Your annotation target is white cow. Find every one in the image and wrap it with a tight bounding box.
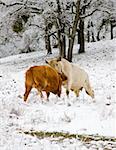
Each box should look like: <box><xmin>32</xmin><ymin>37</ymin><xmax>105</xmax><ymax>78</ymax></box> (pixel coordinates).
<box><xmin>46</xmin><ymin>57</ymin><xmax>94</xmax><ymax>99</ymax></box>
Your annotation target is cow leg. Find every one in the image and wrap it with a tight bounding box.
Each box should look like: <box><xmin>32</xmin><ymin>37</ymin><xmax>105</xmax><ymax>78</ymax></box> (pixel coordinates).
<box><xmin>36</xmin><ymin>81</ymin><xmax>46</xmax><ymax>98</ymax></box>
<box><xmin>38</xmin><ymin>91</ymin><xmax>44</xmax><ymax>98</ymax></box>
<box><xmin>24</xmin><ymin>85</ymin><xmax>32</xmax><ymax>102</ymax></box>
<box><xmin>74</xmin><ymin>89</ymin><xmax>80</xmax><ymax>97</ymax></box>
<box><xmin>46</xmin><ymin>92</ymin><xmax>50</xmax><ymax>101</ymax></box>
<box><xmin>74</xmin><ymin>87</ymin><xmax>83</xmax><ymax>97</ymax></box>
<box><xmin>57</xmin><ymin>77</ymin><xmax>62</xmax><ymax>98</ymax></box>
<box><xmin>66</xmin><ymin>89</ymin><xmax>69</xmax><ymax>96</ymax></box>
<box><xmin>57</xmin><ymin>90</ymin><xmax>61</xmax><ymax>97</ymax></box>
<box><xmin>66</xmin><ymin>79</ymin><xmax>72</xmax><ymax>97</ymax></box>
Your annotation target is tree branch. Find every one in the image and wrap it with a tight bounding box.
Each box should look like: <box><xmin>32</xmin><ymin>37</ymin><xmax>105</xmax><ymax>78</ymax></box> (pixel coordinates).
<box><xmin>0</xmin><ymin>1</ymin><xmax>5</xmax><ymax>5</ymax></box>
<box><xmin>29</xmin><ymin>23</ymin><xmax>43</xmax><ymax>29</ymax></box>
<box><xmin>9</xmin><ymin>7</ymin><xmax>23</xmax><ymax>16</ymax></box>
<box><xmin>6</xmin><ymin>2</ymin><xmax>23</xmax><ymax>7</ymax></box>
<box><xmin>0</xmin><ymin>1</ymin><xmax>23</xmax><ymax>7</ymax></box>
<box><xmin>82</xmin><ymin>0</ymin><xmax>92</xmax><ymax>9</ymax></box>
<box><xmin>81</xmin><ymin>9</ymin><xmax>99</xmax><ymax>19</ymax></box>
<box><xmin>28</xmin><ymin>6</ymin><xmax>43</xmax><ymax>14</ymax></box>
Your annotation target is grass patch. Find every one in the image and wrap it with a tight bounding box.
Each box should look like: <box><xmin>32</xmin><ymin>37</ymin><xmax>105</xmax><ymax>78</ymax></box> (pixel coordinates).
<box><xmin>22</xmin><ymin>131</ymin><xmax>116</xmax><ymax>142</ymax></box>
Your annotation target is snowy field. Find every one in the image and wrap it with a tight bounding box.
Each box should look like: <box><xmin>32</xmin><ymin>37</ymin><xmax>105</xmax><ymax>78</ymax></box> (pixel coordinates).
<box><xmin>0</xmin><ymin>39</ymin><xmax>116</xmax><ymax>149</ymax></box>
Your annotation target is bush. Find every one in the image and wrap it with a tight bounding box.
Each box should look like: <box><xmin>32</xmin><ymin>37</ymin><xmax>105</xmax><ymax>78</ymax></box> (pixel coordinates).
<box><xmin>12</xmin><ymin>18</ymin><xmax>23</xmax><ymax>33</ymax></box>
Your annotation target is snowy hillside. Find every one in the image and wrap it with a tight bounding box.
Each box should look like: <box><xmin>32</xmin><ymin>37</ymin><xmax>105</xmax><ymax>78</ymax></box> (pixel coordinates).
<box><xmin>0</xmin><ymin>39</ymin><xmax>116</xmax><ymax>149</ymax></box>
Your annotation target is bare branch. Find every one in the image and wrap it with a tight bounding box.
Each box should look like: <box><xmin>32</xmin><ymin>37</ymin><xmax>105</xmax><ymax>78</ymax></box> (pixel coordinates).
<box><xmin>81</xmin><ymin>9</ymin><xmax>99</xmax><ymax>18</ymax></box>
<box><xmin>29</xmin><ymin>24</ymin><xmax>43</xmax><ymax>29</ymax></box>
<box><xmin>6</xmin><ymin>2</ymin><xmax>23</xmax><ymax>7</ymax></box>
<box><xmin>82</xmin><ymin>0</ymin><xmax>92</xmax><ymax>9</ymax></box>
<box><xmin>0</xmin><ymin>1</ymin><xmax>23</xmax><ymax>7</ymax></box>
<box><xmin>0</xmin><ymin>1</ymin><xmax>5</xmax><ymax>5</ymax></box>
<box><xmin>102</xmin><ymin>10</ymin><xmax>110</xmax><ymax>15</ymax></box>
<box><xmin>28</xmin><ymin>6</ymin><xmax>43</xmax><ymax>14</ymax></box>
<box><xmin>9</xmin><ymin>7</ymin><xmax>23</xmax><ymax>16</ymax></box>
<box><xmin>48</xmin><ymin>31</ymin><xmax>57</xmax><ymax>37</ymax></box>
<box><xmin>73</xmin><ymin>0</ymin><xmax>92</xmax><ymax>12</ymax></box>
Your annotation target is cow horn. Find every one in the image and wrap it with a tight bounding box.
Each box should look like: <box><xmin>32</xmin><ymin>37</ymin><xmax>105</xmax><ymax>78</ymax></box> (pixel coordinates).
<box><xmin>45</xmin><ymin>59</ymin><xmax>49</xmax><ymax>64</ymax></box>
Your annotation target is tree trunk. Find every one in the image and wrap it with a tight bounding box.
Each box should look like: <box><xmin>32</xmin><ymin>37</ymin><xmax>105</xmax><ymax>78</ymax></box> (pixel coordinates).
<box><xmin>96</xmin><ymin>30</ymin><xmax>100</xmax><ymax>41</ymax></box>
<box><xmin>87</xmin><ymin>21</ymin><xmax>90</xmax><ymax>43</ymax></box>
<box><xmin>78</xmin><ymin>29</ymin><xmax>81</xmax><ymax>44</ymax></box>
<box><xmin>57</xmin><ymin>25</ymin><xmax>62</xmax><ymax>55</ymax></box>
<box><xmin>60</xmin><ymin>24</ymin><xmax>66</xmax><ymax>58</ymax></box>
<box><xmin>91</xmin><ymin>21</ymin><xmax>95</xmax><ymax>42</ymax></box>
<box><xmin>87</xmin><ymin>22</ymin><xmax>90</xmax><ymax>43</ymax></box>
<box><xmin>87</xmin><ymin>30</ymin><xmax>90</xmax><ymax>42</ymax></box>
<box><xmin>67</xmin><ymin>0</ymin><xmax>81</xmax><ymax>62</ymax></box>
<box><xmin>91</xmin><ymin>31</ymin><xmax>95</xmax><ymax>42</ymax></box>
<box><xmin>56</xmin><ymin>0</ymin><xmax>66</xmax><ymax>58</ymax></box>
<box><xmin>111</xmin><ymin>22</ymin><xmax>113</xmax><ymax>39</ymax></box>
<box><xmin>78</xmin><ymin>19</ymin><xmax>85</xmax><ymax>54</ymax></box>
<box><xmin>97</xmin><ymin>19</ymin><xmax>106</xmax><ymax>41</ymax></box>
<box><xmin>61</xmin><ymin>34</ymin><xmax>66</xmax><ymax>58</ymax></box>
<box><xmin>45</xmin><ymin>24</ymin><xmax>52</xmax><ymax>54</ymax></box>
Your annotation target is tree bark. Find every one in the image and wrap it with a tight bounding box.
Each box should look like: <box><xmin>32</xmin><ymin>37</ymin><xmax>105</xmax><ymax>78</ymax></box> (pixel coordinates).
<box><xmin>67</xmin><ymin>0</ymin><xmax>81</xmax><ymax>62</ymax></box>
<box><xmin>87</xmin><ymin>21</ymin><xmax>90</xmax><ymax>43</ymax></box>
<box><xmin>78</xmin><ymin>19</ymin><xmax>85</xmax><ymax>53</ymax></box>
<box><xmin>55</xmin><ymin>0</ymin><xmax>66</xmax><ymax>58</ymax></box>
<box><xmin>91</xmin><ymin>31</ymin><xmax>95</xmax><ymax>42</ymax></box>
<box><xmin>97</xmin><ymin>19</ymin><xmax>106</xmax><ymax>41</ymax></box>
<box><xmin>45</xmin><ymin>23</ymin><xmax>52</xmax><ymax>54</ymax></box>
<box><xmin>91</xmin><ymin>21</ymin><xmax>95</xmax><ymax>42</ymax></box>
<box><xmin>61</xmin><ymin>25</ymin><xmax>66</xmax><ymax>58</ymax></box>
<box><xmin>111</xmin><ymin>22</ymin><xmax>113</xmax><ymax>39</ymax></box>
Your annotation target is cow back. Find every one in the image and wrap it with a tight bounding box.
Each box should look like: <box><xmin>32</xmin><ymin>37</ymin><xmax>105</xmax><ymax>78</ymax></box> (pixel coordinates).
<box><xmin>30</xmin><ymin>65</ymin><xmax>62</xmax><ymax>94</ymax></box>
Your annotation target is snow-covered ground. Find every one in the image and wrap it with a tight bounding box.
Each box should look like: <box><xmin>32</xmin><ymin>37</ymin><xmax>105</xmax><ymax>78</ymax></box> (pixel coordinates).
<box><xmin>0</xmin><ymin>39</ymin><xmax>116</xmax><ymax>149</ymax></box>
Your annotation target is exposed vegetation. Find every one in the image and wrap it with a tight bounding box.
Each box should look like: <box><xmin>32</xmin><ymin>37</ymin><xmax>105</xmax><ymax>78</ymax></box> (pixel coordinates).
<box><xmin>12</xmin><ymin>14</ymin><xmax>29</xmax><ymax>33</ymax></box>
<box><xmin>22</xmin><ymin>131</ymin><xmax>116</xmax><ymax>142</ymax></box>
<box><xmin>12</xmin><ymin>18</ymin><xmax>23</xmax><ymax>33</ymax></box>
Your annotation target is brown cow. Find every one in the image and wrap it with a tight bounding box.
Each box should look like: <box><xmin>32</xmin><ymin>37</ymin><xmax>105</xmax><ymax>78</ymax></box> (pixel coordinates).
<box><xmin>24</xmin><ymin>65</ymin><xmax>62</xmax><ymax>102</ymax></box>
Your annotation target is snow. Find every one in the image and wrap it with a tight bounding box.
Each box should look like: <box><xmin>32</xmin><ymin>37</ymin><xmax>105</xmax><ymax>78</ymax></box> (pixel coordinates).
<box><xmin>0</xmin><ymin>39</ymin><xmax>116</xmax><ymax>149</ymax></box>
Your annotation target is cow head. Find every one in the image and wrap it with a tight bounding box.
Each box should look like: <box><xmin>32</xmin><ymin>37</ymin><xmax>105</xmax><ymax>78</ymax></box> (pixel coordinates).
<box><xmin>45</xmin><ymin>57</ymin><xmax>62</xmax><ymax>74</ymax></box>
<box><xmin>45</xmin><ymin>57</ymin><xmax>61</xmax><ymax>64</ymax></box>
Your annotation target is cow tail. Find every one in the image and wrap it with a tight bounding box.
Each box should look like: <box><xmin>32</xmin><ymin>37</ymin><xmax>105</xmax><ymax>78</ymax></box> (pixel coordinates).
<box><xmin>84</xmin><ymin>76</ymin><xmax>94</xmax><ymax>98</ymax></box>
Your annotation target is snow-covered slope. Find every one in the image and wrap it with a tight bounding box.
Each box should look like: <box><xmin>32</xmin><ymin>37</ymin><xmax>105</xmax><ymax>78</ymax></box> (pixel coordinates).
<box><xmin>0</xmin><ymin>39</ymin><xmax>116</xmax><ymax>149</ymax></box>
